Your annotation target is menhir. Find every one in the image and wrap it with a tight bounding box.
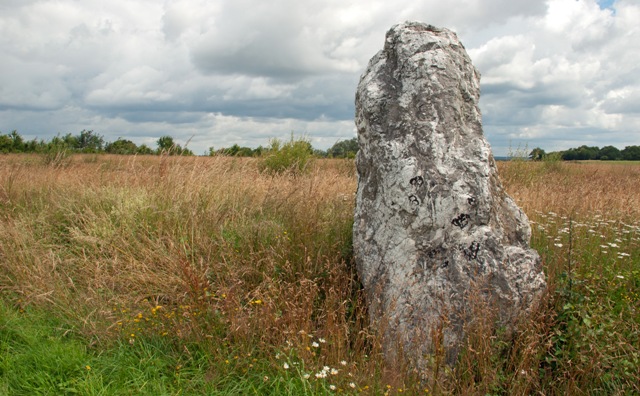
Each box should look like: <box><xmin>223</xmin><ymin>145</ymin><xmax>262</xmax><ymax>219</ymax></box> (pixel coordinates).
<box><xmin>353</xmin><ymin>21</ymin><xmax>546</xmax><ymax>366</ymax></box>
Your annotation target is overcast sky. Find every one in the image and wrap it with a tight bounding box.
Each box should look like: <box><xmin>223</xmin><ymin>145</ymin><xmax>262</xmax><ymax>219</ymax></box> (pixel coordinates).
<box><xmin>1</xmin><ymin>0</ymin><xmax>638</xmax><ymax>155</ymax></box>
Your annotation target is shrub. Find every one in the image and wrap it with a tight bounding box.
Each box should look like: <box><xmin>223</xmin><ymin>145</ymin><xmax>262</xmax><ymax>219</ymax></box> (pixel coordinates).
<box><xmin>260</xmin><ymin>134</ymin><xmax>313</xmax><ymax>174</ymax></box>
<box><xmin>41</xmin><ymin>136</ymin><xmax>71</xmax><ymax>167</ymax></box>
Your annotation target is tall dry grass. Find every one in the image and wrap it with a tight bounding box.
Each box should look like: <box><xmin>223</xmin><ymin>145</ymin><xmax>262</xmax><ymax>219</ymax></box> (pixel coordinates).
<box><xmin>1</xmin><ymin>154</ymin><xmax>387</xmax><ymax>391</ymax></box>
<box><xmin>1</xmin><ymin>155</ymin><xmax>638</xmax><ymax>394</ymax></box>
<box><xmin>499</xmin><ymin>160</ymin><xmax>640</xmax><ymax>218</ymax></box>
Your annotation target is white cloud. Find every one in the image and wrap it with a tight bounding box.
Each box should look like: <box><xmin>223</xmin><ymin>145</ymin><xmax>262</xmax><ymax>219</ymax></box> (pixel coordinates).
<box><xmin>470</xmin><ymin>0</ymin><xmax>640</xmax><ymax>153</ymax></box>
<box><xmin>0</xmin><ymin>0</ymin><xmax>639</xmax><ymax>155</ymax></box>
<box><xmin>86</xmin><ymin>66</ymin><xmax>173</xmax><ymax>106</ymax></box>
<box><xmin>186</xmin><ymin>0</ymin><xmax>373</xmax><ymax>78</ymax></box>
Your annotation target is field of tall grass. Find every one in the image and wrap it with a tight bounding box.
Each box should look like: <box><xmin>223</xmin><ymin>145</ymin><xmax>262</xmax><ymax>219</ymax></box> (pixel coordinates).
<box><xmin>0</xmin><ymin>154</ymin><xmax>638</xmax><ymax>395</ymax></box>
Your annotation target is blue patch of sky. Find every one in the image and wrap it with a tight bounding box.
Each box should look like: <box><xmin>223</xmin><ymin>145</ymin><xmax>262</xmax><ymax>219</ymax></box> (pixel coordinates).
<box><xmin>597</xmin><ymin>0</ymin><xmax>616</xmax><ymax>12</ymax></box>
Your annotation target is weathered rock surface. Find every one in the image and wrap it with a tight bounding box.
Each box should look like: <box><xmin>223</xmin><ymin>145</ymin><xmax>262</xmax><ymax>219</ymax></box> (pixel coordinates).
<box><xmin>353</xmin><ymin>22</ymin><xmax>546</xmax><ymax>366</ymax></box>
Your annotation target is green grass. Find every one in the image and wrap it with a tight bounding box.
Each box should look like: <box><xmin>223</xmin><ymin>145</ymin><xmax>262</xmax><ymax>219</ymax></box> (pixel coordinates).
<box><xmin>530</xmin><ymin>213</ymin><xmax>640</xmax><ymax>394</ymax></box>
<box><xmin>1</xmin><ymin>302</ymin><xmax>93</xmax><ymax>395</ymax></box>
<box><xmin>0</xmin><ymin>301</ymin><xmax>358</xmax><ymax>395</ymax></box>
<box><xmin>1</xmin><ymin>300</ymin><xmax>203</xmax><ymax>395</ymax></box>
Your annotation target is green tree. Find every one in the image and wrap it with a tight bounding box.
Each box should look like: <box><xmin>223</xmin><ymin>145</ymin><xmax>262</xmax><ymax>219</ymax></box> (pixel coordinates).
<box><xmin>598</xmin><ymin>145</ymin><xmax>621</xmax><ymax>161</ymax></box>
<box><xmin>237</xmin><ymin>147</ymin><xmax>255</xmax><ymax>156</ymax></box>
<box><xmin>313</xmin><ymin>148</ymin><xmax>328</xmax><ymax>158</ymax></box>
<box><xmin>76</xmin><ymin>130</ymin><xmax>104</xmax><ymax>152</ymax></box>
<box><xmin>529</xmin><ymin>147</ymin><xmax>546</xmax><ymax>161</ymax></box>
<box><xmin>216</xmin><ymin>144</ymin><xmax>260</xmax><ymax>157</ymax></box>
<box><xmin>105</xmin><ymin>138</ymin><xmax>138</xmax><ymax>155</ymax></box>
<box><xmin>62</xmin><ymin>133</ymin><xmax>78</xmax><ymax>149</ymax></box>
<box><xmin>327</xmin><ymin>138</ymin><xmax>359</xmax><ymax>158</ymax></box>
<box><xmin>46</xmin><ymin>135</ymin><xmax>72</xmax><ymax>151</ymax></box>
<box><xmin>221</xmin><ymin>144</ymin><xmax>241</xmax><ymax>156</ymax></box>
<box><xmin>156</xmin><ymin>136</ymin><xmax>192</xmax><ymax>156</ymax></box>
<box><xmin>562</xmin><ymin>145</ymin><xmax>600</xmax><ymax>161</ymax></box>
<box><xmin>0</xmin><ymin>134</ymin><xmax>12</xmax><ymax>153</ymax></box>
<box><xmin>137</xmin><ymin>144</ymin><xmax>154</xmax><ymax>155</ymax></box>
<box><xmin>23</xmin><ymin>138</ymin><xmax>43</xmax><ymax>153</ymax></box>
<box><xmin>157</xmin><ymin>136</ymin><xmax>176</xmax><ymax>153</ymax></box>
<box><xmin>621</xmin><ymin>145</ymin><xmax>640</xmax><ymax>161</ymax></box>
<box><xmin>9</xmin><ymin>131</ymin><xmax>24</xmax><ymax>152</ymax></box>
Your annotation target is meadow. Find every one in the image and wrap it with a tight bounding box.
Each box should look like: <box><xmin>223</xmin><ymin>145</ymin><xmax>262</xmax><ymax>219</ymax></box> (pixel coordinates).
<box><xmin>0</xmin><ymin>154</ymin><xmax>638</xmax><ymax>395</ymax></box>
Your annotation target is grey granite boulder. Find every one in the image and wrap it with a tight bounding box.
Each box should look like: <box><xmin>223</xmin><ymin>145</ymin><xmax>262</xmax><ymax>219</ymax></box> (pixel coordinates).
<box><xmin>353</xmin><ymin>21</ymin><xmax>546</xmax><ymax>366</ymax></box>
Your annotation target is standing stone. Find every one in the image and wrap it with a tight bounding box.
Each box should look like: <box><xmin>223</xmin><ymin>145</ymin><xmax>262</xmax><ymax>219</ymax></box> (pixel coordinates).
<box><xmin>353</xmin><ymin>22</ymin><xmax>546</xmax><ymax>366</ymax></box>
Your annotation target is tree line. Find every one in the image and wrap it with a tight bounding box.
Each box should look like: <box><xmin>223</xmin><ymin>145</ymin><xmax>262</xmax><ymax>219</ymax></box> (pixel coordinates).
<box><xmin>529</xmin><ymin>145</ymin><xmax>640</xmax><ymax>161</ymax></box>
<box><xmin>0</xmin><ymin>130</ymin><xmax>194</xmax><ymax>156</ymax></box>
<box><xmin>3</xmin><ymin>130</ymin><xmax>638</xmax><ymax>161</ymax></box>
<box><xmin>210</xmin><ymin>137</ymin><xmax>359</xmax><ymax>158</ymax></box>
<box><xmin>0</xmin><ymin>130</ymin><xmax>360</xmax><ymax>158</ymax></box>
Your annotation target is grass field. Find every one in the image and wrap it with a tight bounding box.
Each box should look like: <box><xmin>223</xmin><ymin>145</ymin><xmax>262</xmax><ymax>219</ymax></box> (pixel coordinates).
<box><xmin>0</xmin><ymin>154</ymin><xmax>638</xmax><ymax>395</ymax></box>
